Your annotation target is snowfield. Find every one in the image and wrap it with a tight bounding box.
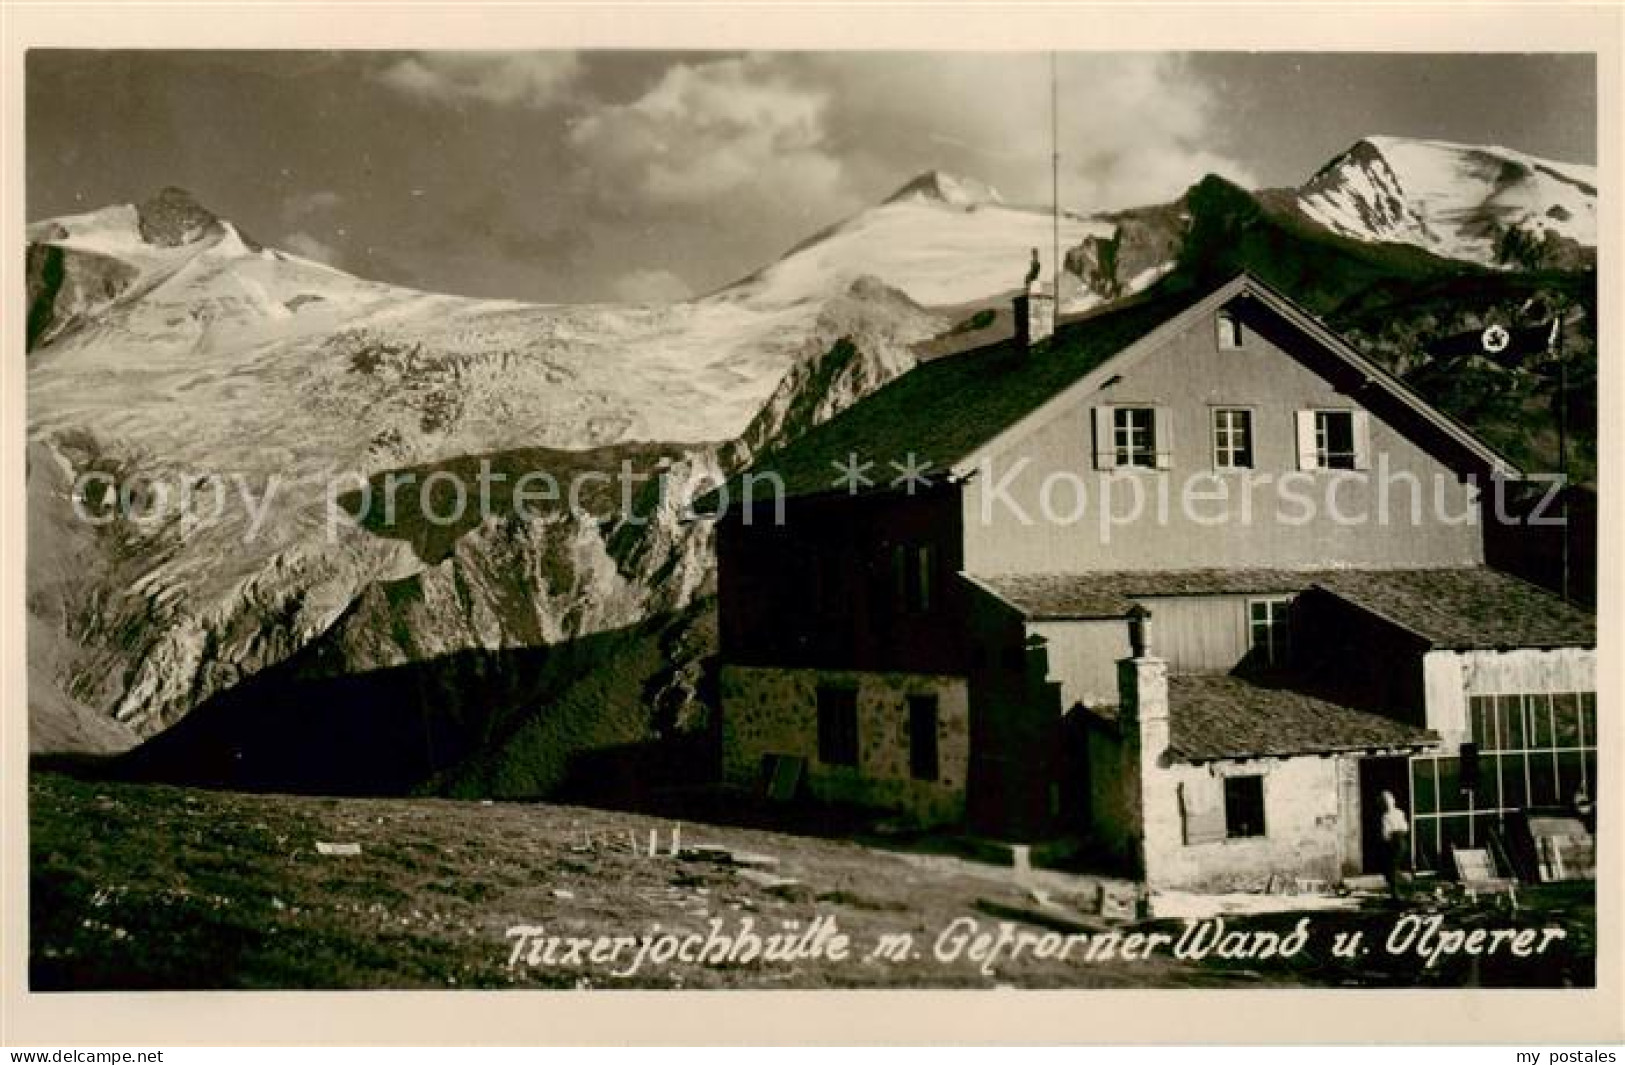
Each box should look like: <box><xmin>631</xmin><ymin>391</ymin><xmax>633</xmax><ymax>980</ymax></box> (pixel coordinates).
<box><xmin>1298</xmin><ymin>136</ymin><xmax>1596</xmax><ymax>266</ymax></box>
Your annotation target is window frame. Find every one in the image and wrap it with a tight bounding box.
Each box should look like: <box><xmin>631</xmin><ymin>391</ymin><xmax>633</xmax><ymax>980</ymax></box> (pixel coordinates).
<box><xmin>1314</xmin><ymin>409</ymin><xmax>1358</xmax><ymax>470</ymax></box>
<box><xmin>1247</xmin><ymin>596</ymin><xmax>1292</xmax><ymax>669</ymax></box>
<box><xmin>815</xmin><ymin>686</ymin><xmax>859</xmax><ymax>768</ymax></box>
<box><xmin>907</xmin><ymin>694</ymin><xmax>940</xmax><ymax>782</ymax></box>
<box><xmin>1211</xmin><ymin>407</ymin><xmax>1255</xmax><ymax>470</ymax></box>
<box><xmin>1223</xmin><ymin>774</ymin><xmax>1267</xmax><ymax>839</ymax></box>
<box><xmin>1112</xmin><ymin>405</ymin><xmax>1158</xmax><ymax>469</ymax></box>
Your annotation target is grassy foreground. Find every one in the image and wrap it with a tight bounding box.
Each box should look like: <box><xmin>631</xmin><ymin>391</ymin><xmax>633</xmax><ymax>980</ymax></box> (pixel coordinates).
<box><xmin>28</xmin><ymin>771</ymin><xmax>1594</xmax><ymax>990</ymax></box>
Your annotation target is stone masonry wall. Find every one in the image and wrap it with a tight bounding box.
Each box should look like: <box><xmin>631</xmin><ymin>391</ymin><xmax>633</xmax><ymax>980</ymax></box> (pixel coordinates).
<box><xmin>1143</xmin><ymin>756</ymin><xmax>1352</xmax><ymax>891</ymax></box>
<box><xmin>1120</xmin><ymin>653</ymin><xmax>1356</xmax><ymax>891</ymax></box>
<box><xmin>720</xmin><ymin>665</ymin><xmax>970</xmax><ymax>826</ymax></box>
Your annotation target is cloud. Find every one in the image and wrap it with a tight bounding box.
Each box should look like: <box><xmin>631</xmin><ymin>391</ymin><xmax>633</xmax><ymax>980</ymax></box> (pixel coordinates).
<box><xmin>282</xmin><ymin>231</ymin><xmax>343</xmax><ymax>266</ymax></box>
<box><xmin>282</xmin><ymin>189</ymin><xmax>343</xmax><ymax>222</ymax></box>
<box><xmin>564</xmin><ymin>52</ymin><xmax>1251</xmax><ymax>247</ymax></box>
<box><xmin>378</xmin><ymin>52</ymin><xmax>583</xmax><ymax>109</ymax></box>
<box><xmin>568</xmin><ymin>55</ymin><xmax>855</xmax><ymax>217</ymax></box>
<box><xmin>610</xmin><ymin>267</ymin><xmax>692</xmax><ymax>304</ymax></box>
<box><xmin>795</xmin><ymin>52</ymin><xmax>1257</xmax><ymax>212</ymax></box>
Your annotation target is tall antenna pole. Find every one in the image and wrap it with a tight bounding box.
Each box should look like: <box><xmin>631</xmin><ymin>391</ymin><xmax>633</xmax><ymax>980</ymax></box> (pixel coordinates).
<box><xmin>1051</xmin><ymin>52</ymin><xmax>1061</xmax><ymax>307</ymax></box>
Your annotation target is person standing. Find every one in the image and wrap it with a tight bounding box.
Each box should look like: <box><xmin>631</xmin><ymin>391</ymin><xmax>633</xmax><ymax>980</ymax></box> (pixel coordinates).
<box><xmin>1380</xmin><ymin>790</ymin><xmax>1411</xmax><ymax>900</ymax></box>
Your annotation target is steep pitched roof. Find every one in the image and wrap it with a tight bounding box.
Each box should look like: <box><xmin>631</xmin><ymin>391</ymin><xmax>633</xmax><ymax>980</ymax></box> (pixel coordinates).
<box><xmin>1167</xmin><ymin>674</ymin><xmax>1437</xmax><ymax>762</ymax></box>
<box><xmin>721</xmin><ymin>271</ymin><xmax>1519</xmax><ymax>508</ymax></box>
<box><xmin>724</xmin><ymin>283</ymin><xmax>1212</xmax><ymax>503</ymax></box>
<box><xmin>1308</xmin><ymin>568</ymin><xmax>1595</xmax><ymax>650</ymax></box>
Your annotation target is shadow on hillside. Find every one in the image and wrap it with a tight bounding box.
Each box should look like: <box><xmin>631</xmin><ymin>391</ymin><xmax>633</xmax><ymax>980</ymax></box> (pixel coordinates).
<box><xmin>111</xmin><ymin>608</ymin><xmax>718</xmax><ymax>801</ymax></box>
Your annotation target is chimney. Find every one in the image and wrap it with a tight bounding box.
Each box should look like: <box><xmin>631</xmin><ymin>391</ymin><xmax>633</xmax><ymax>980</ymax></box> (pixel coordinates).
<box><xmin>1117</xmin><ymin>611</ymin><xmax>1171</xmax><ymax>889</ymax></box>
<box><xmin>1126</xmin><ymin>603</ymin><xmax>1154</xmax><ymax>658</ymax></box>
<box><xmin>1013</xmin><ymin>286</ymin><xmax>1056</xmax><ymax>352</ymax></box>
<box><xmin>1118</xmin><ymin>608</ymin><xmax>1167</xmax><ymax>748</ymax></box>
<box><xmin>1013</xmin><ymin>250</ymin><xmax>1056</xmax><ymax>352</ymax></box>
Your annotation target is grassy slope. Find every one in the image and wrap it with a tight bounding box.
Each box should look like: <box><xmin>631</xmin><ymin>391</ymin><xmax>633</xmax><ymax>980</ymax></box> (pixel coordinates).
<box><xmin>29</xmin><ymin>772</ymin><xmax>1595</xmax><ymax>990</ymax></box>
<box><xmin>117</xmin><ymin>602</ymin><xmax>713</xmax><ymax>800</ymax></box>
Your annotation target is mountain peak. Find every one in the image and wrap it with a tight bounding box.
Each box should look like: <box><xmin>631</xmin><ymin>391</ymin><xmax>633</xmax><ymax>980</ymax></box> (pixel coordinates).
<box><xmin>884</xmin><ymin>170</ymin><xmax>1003</xmax><ymax>207</ymax></box>
<box><xmin>136</xmin><ymin>186</ymin><xmax>225</xmax><ymax>247</ymax></box>
<box><xmin>1295</xmin><ymin>134</ymin><xmax>1596</xmax><ymax>270</ymax></box>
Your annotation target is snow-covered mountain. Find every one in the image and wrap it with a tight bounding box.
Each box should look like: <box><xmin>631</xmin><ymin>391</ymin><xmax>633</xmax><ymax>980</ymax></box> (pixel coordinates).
<box><xmin>1296</xmin><ymin>136</ymin><xmax>1596</xmax><ymax>269</ymax></box>
<box><xmin>30</xmin><ymin>176</ymin><xmax>1060</xmax><ymax>750</ymax></box>
<box><xmin>24</xmin><ymin>137</ymin><xmax>1600</xmax><ymax>760</ymax></box>
<box><xmin>729</xmin><ymin>170</ymin><xmax>1113</xmax><ymax>309</ymax></box>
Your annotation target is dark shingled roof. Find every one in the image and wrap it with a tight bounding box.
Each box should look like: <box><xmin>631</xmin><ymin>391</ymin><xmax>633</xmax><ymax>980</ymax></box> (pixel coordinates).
<box><xmin>1167</xmin><ymin>674</ymin><xmax>1437</xmax><ymax>762</ymax></box>
<box><xmin>729</xmin><ymin>283</ymin><xmax>1212</xmax><ymax>503</ymax></box>
<box><xmin>972</xmin><ymin>569</ymin><xmax>1347</xmax><ymax>619</ymax></box>
<box><xmin>1309</xmin><ymin>567</ymin><xmax>1595</xmax><ymax>650</ymax></box>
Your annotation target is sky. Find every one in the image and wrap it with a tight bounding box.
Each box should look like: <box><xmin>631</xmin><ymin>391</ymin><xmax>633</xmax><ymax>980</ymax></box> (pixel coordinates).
<box><xmin>26</xmin><ymin>51</ymin><xmax>1597</xmax><ymax>304</ymax></box>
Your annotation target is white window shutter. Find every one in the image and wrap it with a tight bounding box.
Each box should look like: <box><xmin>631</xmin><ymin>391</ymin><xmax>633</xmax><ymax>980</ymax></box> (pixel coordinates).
<box><xmin>1092</xmin><ymin>406</ymin><xmax>1117</xmax><ymax>470</ymax></box>
<box><xmin>1295</xmin><ymin>410</ymin><xmax>1318</xmax><ymax>470</ymax></box>
<box><xmin>1154</xmin><ymin>405</ymin><xmax>1174</xmax><ymax>469</ymax></box>
<box><xmin>1352</xmin><ymin>411</ymin><xmax>1373</xmax><ymax>470</ymax></box>
<box><xmin>1180</xmin><ymin>780</ymin><xmax>1226</xmax><ymax>846</ymax></box>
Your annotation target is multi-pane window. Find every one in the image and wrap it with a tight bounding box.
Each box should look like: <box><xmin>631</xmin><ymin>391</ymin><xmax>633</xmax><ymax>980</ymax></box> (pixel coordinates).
<box><xmin>1407</xmin><ymin>691</ymin><xmax>1598</xmax><ymax>872</ymax></box>
<box><xmin>907</xmin><ymin>695</ymin><xmax>940</xmax><ymax>782</ymax></box>
<box><xmin>890</xmin><ymin>543</ymin><xmax>935</xmax><ymax>615</ymax></box>
<box><xmin>1248</xmin><ymin>597</ymin><xmax>1291</xmax><ymax>668</ymax></box>
<box><xmin>1224</xmin><ymin>775</ymin><xmax>1266</xmax><ymax>838</ymax></box>
<box><xmin>1212</xmin><ymin>408</ymin><xmax>1254</xmax><ymax>469</ymax></box>
<box><xmin>1315</xmin><ymin>410</ymin><xmax>1357</xmax><ymax>470</ymax></box>
<box><xmin>1113</xmin><ymin>406</ymin><xmax>1157</xmax><ymax>468</ymax></box>
<box><xmin>816</xmin><ymin>686</ymin><xmax>859</xmax><ymax>767</ymax></box>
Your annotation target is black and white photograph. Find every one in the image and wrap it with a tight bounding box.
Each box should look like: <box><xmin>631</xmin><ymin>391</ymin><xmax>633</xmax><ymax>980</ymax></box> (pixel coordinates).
<box><xmin>3</xmin><ymin>3</ymin><xmax>1619</xmax><ymax>1048</ymax></box>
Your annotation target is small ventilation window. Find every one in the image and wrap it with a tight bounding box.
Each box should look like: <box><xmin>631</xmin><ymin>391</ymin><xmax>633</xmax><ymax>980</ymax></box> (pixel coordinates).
<box><xmin>1217</xmin><ymin>312</ymin><xmax>1244</xmax><ymax>350</ymax></box>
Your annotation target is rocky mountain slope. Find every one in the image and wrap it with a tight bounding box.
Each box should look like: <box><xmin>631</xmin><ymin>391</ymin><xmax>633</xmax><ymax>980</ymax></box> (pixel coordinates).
<box><xmin>1296</xmin><ymin>136</ymin><xmax>1596</xmax><ymax>270</ymax></box>
<box><xmin>26</xmin><ymin>137</ymin><xmax>1598</xmax><ymax>794</ymax></box>
<box><xmin>25</xmin><ymin>184</ymin><xmax>945</xmax><ymax>755</ymax></box>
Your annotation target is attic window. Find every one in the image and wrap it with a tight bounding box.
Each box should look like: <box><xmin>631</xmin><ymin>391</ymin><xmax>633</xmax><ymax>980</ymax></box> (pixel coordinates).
<box><xmin>1216</xmin><ymin>312</ymin><xmax>1244</xmax><ymax>350</ymax></box>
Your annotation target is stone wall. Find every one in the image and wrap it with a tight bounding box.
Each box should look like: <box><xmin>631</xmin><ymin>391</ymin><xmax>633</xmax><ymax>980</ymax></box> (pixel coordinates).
<box><xmin>720</xmin><ymin>665</ymin><xmax>970</xmax><ymax>826</ymax></box>
<box><xmin>1117</xmin><ymin>651</ymin><xmax>1358</xmax><ymax>891</ymax></box>
<box><xmin>1143</xmin><ymin>755</ymin><xmax>1354</xmax><ymax>891</ymax></box>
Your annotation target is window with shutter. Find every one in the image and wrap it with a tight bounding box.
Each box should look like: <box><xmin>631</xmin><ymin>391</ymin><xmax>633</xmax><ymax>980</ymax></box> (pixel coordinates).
<box><xmin>1351</xmin><ymin>411</ymin><xmax>1373</xmax><ymax>470</ymax></box>
<box><xmin>1112</xmin><ymin>406</ymin><xmax>1157</xmax><ymax>468</ymax></box>
<box><xmin>1294</xmin><ymin>410</ymin><xmax>1318</xmax><ymax>470</ymax></box>
<box><xmin>1153</xmin><ymin>406</ymin><xmax>1174</xmax><ymax>469</ymax></box>
<box><xmin>1180</xmin><ymin>780</ymin><xmax>1227</xmax><ymax>845</ymax></box>
<box><xmin>1092</xmin><ymin>406</ymin><xmax>1117</xmax><ymax>470</ymax></box>
<box><xmin>1212</xmin><ymin>408</ymin><xmax>1253</xmax><ymax>469</ymax></box>
<box><xmin>1308</xmin><ymin>410</ymin><xmax>1357</xmax><ymax>470</ymax></box>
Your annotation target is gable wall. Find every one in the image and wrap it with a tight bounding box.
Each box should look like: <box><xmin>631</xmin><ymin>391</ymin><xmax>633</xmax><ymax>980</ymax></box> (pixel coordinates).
<box><xmin>961</xmin><ymin>301</ymin><xmax>1486</xmax><ymax>574</ymax></box>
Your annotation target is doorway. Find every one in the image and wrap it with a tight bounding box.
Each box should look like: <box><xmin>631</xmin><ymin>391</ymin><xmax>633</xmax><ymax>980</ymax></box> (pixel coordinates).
<box><xmin>1358</xmin><ymin>756</ymin><xmax>1411</xmax><ymax>873</ymax></box>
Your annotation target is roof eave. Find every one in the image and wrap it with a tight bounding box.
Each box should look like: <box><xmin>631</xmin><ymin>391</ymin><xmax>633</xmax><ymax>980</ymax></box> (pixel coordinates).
<box><xmin>1172</xmin><ymin>737</ymin><xmax>1441</xmax><ymax>764</ymax></box>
